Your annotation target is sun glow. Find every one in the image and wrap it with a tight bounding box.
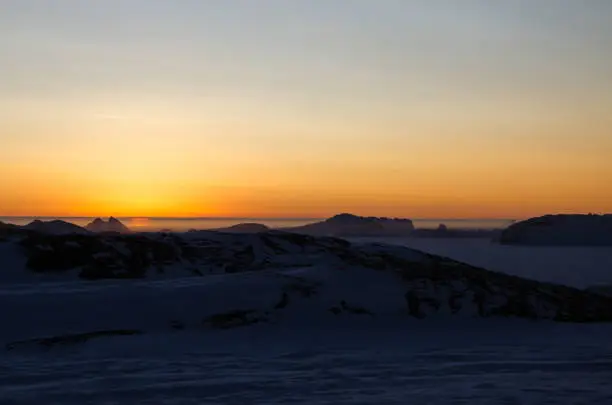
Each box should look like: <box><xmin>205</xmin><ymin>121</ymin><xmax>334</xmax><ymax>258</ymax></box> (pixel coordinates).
<box><xmin>1</xmin><ymin>2</ymin><xmax>611</xmax><ymax>218</ymax></box>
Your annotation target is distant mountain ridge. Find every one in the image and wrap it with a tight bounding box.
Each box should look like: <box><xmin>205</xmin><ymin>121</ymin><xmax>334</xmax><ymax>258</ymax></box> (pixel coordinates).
<box><xmin>283</xmin><ymin>213</ymin><xmax>415</xmax><ymax>237</ymax></box>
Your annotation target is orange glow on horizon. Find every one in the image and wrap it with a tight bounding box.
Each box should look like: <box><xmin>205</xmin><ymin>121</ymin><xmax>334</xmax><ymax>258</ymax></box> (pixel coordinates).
<box><xmin>2</xmin><ymin>3</ymin><xmax>612</xmax><ymax>219</ymax></box>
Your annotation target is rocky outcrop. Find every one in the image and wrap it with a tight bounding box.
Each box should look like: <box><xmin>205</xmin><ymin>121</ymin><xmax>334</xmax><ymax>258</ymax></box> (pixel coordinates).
<box><xmin>85</xmin><ymin>217</ymin><xmax>131</xmax><ymax>233</ymax></box>
<box><xmin>498</xmin><ymin>214</ymin><xmax>612</xmax><ymax>246</ymax></box>
<box><xmin>8</xmin><ymin>229</ymin><xmax>612</xmax><ymax>323</ymax></box>
<box><xmin>285</xmin><ymin>213</ymin><xmax>415</xmax><ymax>237</ymax></box>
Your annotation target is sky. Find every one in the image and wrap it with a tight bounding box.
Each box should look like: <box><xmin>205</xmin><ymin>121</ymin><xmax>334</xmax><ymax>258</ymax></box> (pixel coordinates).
<box><xmin>1</xmin><ymin>0</ymin><xmax>611</xmax><ymax>218</ymax></box>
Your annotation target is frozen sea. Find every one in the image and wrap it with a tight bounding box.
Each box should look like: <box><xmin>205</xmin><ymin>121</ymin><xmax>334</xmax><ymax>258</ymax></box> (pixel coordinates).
<box><xmin>2</xmin><ymin>236</ymin><xmax>612</xmax><ymax>404</ymax></box>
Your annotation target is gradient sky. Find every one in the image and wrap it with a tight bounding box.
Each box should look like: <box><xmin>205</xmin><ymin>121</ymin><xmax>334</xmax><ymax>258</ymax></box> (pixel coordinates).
<box><xmin>1</xmin><ymin>0</ymin><xmax>611</xmax><ymax>218</ymax></box>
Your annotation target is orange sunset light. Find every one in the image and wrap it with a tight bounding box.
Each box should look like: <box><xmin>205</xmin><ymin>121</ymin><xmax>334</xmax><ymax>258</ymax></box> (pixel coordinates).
<box><xmin>1</xmin><ymin>2</ymin><xmax>611</xmax><ymax>219</ymax></box>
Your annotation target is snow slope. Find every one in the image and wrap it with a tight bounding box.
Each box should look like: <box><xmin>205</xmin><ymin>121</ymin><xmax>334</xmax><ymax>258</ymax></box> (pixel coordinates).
<box><xmin>3</xmin><ymin>320</ymin><xmax>612</xmax><ymax>404</ymax></box>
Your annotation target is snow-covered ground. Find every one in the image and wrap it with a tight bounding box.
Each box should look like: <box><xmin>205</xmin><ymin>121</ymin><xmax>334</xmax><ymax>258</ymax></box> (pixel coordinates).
<box><xmin>2</xmin><ymin>322</ymin><xmax>612</xmax><ymax>404</ymax></box>
<box><xmin>352</xmin><ymin>237</ymin><xmax>612</xmax><ymax>289</ymax></box>
<box><xmin>2</xmin><ymin>234</ymin><xmax>612</xmax><ymax>404</ymax></box>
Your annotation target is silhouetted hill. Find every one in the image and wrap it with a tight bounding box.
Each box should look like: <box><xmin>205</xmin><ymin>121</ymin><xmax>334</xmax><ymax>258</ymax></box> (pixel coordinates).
<box><xmin>0</xmin><ymin>221</ymin><xmax>19</xmax><ymax>240</ymax></box>
<box><xmin>285</xmin><ymin>213</ymin><xmax>415</xmax><ymax>237</ymax></box>
<box><xmin>85</xmin><ymin>217</ymin><xmax>131</xmax><ymax>233</ymax></box>
<box><xmin>0</xmin><ymin>221</ymin><xmax>16</xmax><ymax>229</ymax></box>
<box><xmin>22</xmin><ymin>220</ymin><xmax>89</xmax><ymax>235</ymax></box>
<box><xmin>498</xmin><ymin>214</ymin><xmax>612</xmax><ymax>246</ymax></box>
<box><xmin>214</xmin><ymin>223</ymin><xmax>270</xmax><ymax>233</ymax></box>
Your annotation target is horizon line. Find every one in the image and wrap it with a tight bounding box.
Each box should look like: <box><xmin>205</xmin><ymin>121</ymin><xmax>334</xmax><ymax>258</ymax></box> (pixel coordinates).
<box><xmin>0</xmin><ymin>215</ymin><xmax>519</xmax><ymax>221</ymax></box>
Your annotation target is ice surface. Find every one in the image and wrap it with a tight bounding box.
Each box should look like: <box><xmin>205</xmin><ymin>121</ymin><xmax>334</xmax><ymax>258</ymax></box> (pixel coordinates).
<box><xmin>2</xmin><ymin>322</ymin><xmax>612</xmax><ymax>404</ymax></box>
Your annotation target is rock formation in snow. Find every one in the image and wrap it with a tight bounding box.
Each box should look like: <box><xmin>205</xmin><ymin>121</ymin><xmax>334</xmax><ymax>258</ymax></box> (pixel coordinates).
<box><xmin>498</xmin><ymin>214</ymin><xmax>612</xmax><ymax>246</ymax></box>
<box><xmin>285</xmin><ymin>213</ymin><xmax>415</xmax><ymax>237</ymax></box>
<box><xmin>85</xmin><ymin>217</ymin><xmax>131</xmax><ymax>234</ymax></box>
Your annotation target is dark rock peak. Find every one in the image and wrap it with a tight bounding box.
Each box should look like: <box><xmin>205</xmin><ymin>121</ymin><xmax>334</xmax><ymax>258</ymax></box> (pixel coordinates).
<box><xmin>85</xmin><ymin>217</ymin><xmax>130</xmax><ymax>234</ymax></box>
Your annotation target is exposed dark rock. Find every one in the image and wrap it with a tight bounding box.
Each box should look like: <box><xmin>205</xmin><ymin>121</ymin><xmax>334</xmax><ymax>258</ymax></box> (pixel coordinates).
<box><xmin>405</xmin><ymin>291</ymin><xmax>425</xmax><ymax>319</ymax></box>
<box><xmin>6</xmin><ymin>329</ymin><xmax>142</xmax><ymax>350</ymax></box>
<box><xmin>329</xmin><ymin>306</ymin><xmax>342</xmax><ymax>315</ymax></box>
<box><xmin>340</xmin><ymin>300</ymin><xmax>374</xmax><ymax>316</ymax></box>
<box><xmin>274</xmin><ymin>292</ymin><xmax>290</xmax><ymax>309</ymax></box>
<box><xmin>448</xmin><ymin>292</ymin><xmax>464</xmax><ymax>314</ymax></box>
<box><xmin>203</xmin><ymin>310</ymin><xmax>268</xmax><ymax>329</ymax></box>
